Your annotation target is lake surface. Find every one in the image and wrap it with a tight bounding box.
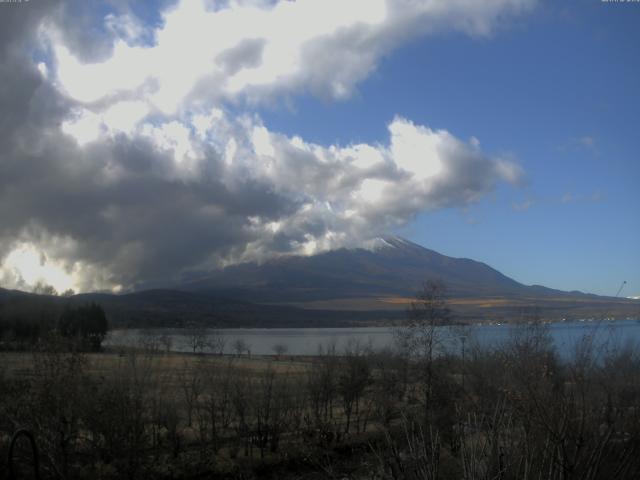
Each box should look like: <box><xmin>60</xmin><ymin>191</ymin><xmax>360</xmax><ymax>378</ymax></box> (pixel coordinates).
<box><xmin>105</xmin><ymin>319</ymin><xmax>640</xmax><ymax>358</ymax></box>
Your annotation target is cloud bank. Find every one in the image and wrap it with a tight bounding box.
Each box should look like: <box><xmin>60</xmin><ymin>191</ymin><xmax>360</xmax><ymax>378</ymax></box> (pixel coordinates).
<box><xmin>0</xmin><ymin>0</ymin><xmax>532</xmax><ymax>292</ymax></box>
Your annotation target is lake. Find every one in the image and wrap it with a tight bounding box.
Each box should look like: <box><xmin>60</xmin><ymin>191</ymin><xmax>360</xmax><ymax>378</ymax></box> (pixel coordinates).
<box><xmin>105</xmin><ymin>318</ymin><xmax>640</xmax><ymax>358</ymax></box>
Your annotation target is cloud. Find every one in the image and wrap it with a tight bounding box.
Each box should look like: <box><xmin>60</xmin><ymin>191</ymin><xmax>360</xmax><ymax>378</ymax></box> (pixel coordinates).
<box><xmin>512</xmin><ymin>199</ymin><xmax>534</xmax><ymax>211</ymax></box>
<box><xmin>578</xmin><ymin>136</ymin><xmax>595</xmax><ymax>149</ymax></box>
<box><xmin>46</xmin><ymin>0</ymin><xmax>535</xmax><ymax>110</ymax></box>
<box><xmin>0</xmin><ymin>107</ymin><xmax>523</xmax><ymax>291</ymax></box>
<box><xmin>561</xmin><ymin>191</ymin><xmax>603</xmax><ymax>204</ymax></box>
<box><xmin>558</xmin><ymin>135</ymin><xmax>598</xmax><ymax>154</ymax></box>
<box><xmin>0</xmin><ymin>0</ymin><xmax>532</xmax><ymax>292</ymax></box>
<box><xmin>561</xmin><ymin>192</ymin><xmax>574</xmax><ymax>204</ymax></box>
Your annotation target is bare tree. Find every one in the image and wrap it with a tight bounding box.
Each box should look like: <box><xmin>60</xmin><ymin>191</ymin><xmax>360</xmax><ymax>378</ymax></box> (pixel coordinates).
<box><xmin>370</xmin><ymin>348</ymin><xmax>407</xmax><ymax>428</ymax></box>
<box><xmin>137</xmin><ymin>330</ymin><xmax>161</xmax><ymax>353</ymax></box>
<box><xmin>158</xmin><ymin>332</ymin><xmax>173</xmax><ymax>353</ymax></box>
<box><xmin>397</xmin><ymin>280</ymin><xmax>451</xmax><ymax>417</ymax></box>
<box><xmin>32</xmin><ymin>281</ymin><xmax>58</xmax><ymax>296</ymax></box>
<box><xmin>180</xmin><ymin>358</ymin><xmax>204</xmax><ymax>427</ymax></box>
<box><xmin>230</xmin><ymin>373</ymin><xmax>252</xmax><ymax>457</ymax></box>
<box><xmin>27</xmin><ymin>336</ymin><xmax>87</xmax><ymax>478</ymax></box>
<box><xmin>272</xmin><ymin>343</ymin><xmax>288</xmax><ymax>359</ymax></box>
<box><xmin>372</xmin><ymin>417</ymin><xmax>441</xmax><ymax>480</ymax></box>
<box><xmin>83</xmin><ymin>351</ymin><xmax>157</xmax><ymax>479</ymax></box>
<box><xmin>233</xmin><ymin>338</ymin><xmax>249</xmax><ymax>357</ymax></box>
<box><xmin>208</xmin><ymin>328</ymin><xmax>227</xmax><ymax>355</ymax></box>
<box><xmin>338</xmin><ymin>340</ymin><xmax>372</xmax><ymax>434</ymax></box>
<box><xmin>198</xmin><ymin>358</ymin><xmax>236</xmax><ymax>452</ymax></box>
<box><xmin>305</xmin><ymin>343</ymin><xmax>340</xmax><ymax>444</ymax></box>
<box><xmin>184</xmin><ymin>328</ymin><xmax>208</xmax><ymax>354</ymax></box>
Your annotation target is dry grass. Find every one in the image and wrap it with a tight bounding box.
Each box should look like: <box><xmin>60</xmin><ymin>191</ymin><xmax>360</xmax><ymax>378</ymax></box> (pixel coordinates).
<box><xmin>0</xmin><ymin>350</ymin><xmax>312</xmax><ymax>381</ymax></box>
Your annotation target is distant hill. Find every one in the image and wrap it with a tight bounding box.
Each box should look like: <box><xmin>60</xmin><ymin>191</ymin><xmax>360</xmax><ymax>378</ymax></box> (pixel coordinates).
<box><xmin>72</xmin><ymin>289</ymin><xmax>398</xmax><ymax>328</ymax></box>
<box><xmin>0</xmin><ymin>287</ymin><xmax>402</xmax><ymax>329</ymax></box>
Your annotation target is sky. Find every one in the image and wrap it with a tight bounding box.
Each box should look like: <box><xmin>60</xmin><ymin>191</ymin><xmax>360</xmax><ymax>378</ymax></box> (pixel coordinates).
<box><xmin>0</xmin><ymin>0</ymin><xmax>638</xmax><ymax>297</ymax></box>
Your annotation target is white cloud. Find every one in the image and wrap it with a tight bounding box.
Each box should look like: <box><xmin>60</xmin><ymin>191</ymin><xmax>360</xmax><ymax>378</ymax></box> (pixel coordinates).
<box><xmin>47</xmin><ymin>0</ymin><xmax>534</xmax><ymax>118</ymax></box>
<box><xmin>389</xmin><ymin>119</ymin><xmax>445</xmax><ymax>181</ymax></box>
<box><xmin>37</xmin><ymin>62</ymin><xmax>48</xmax><ymax>79</ymax></box>
<box><xmin>140</xmin><ymin>120</ymin><xmax>197</xmax><ymax>167</ymax></box>
<box><xmin>512</xmin><ymin>199</ymin><xmax>534</xmax><ymax>211</ymax></box>
<box><xmin>357</xmin><ymin>178</ymin><xmax>391</xmax><ymax>204</ymax></box>
<box><xmin>103</xmin><ymin>101</ymin><xmax>150</xmax><ymax>134</ymax></box>
<box><xmin>251</xmin><ymin>125</ymin><xmax>275</xmax><ymax>157</ymax></box>
<box><xmin>188</xmin><ymin>113</ymin><xmax>524</xmax><ymax>261</ymax></box>
<box><xmin>61</xmin><ymin>108</ymin><xmax>104</xmax><ymax>146</ymax></box>
<box><xmin>53</xmin><ymin>42</ymin><xmax>149</xmax><ymax>104</ymax></box>
<box><xmin>61</xmin><ymin>102</ymin><xmax>151</xmax><ymax>146</ymax></box>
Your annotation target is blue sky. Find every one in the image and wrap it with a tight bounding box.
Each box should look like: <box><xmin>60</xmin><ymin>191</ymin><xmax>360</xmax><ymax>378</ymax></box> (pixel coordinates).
<box><xmin>258</xmin><ymin>1</ymin><xmax>640</xmax><ymax>295</ymax></box>
<box><xmin>0</xmin><ymin>0</ymin><xmax>638</xmax><ymax>296</ymax></box>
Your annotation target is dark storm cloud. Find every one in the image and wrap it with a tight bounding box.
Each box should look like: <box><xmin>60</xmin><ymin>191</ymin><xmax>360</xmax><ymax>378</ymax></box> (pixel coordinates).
<box><xmin>0</xmin><ymin>5</ymin><xmax>295</xmax><ymax>289</ymax></box>
<box><xmin>0</xmin><ymin>115</ymin><xmax>298</xmax><ymax>289</ymax></box>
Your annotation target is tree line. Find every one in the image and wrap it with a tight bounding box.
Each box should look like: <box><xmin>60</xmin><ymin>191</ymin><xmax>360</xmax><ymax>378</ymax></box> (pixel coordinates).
<box><xmin>0</xmin><ymin>296</ymin><xmax>108</xmax><ymax>351</ymax></box>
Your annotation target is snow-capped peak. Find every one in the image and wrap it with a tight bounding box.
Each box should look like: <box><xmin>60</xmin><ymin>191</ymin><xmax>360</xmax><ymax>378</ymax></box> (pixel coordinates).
<box><xmin>363</xmin><ymin>235</ymin><xmax>413</xmax><ymax>252</ymax></box>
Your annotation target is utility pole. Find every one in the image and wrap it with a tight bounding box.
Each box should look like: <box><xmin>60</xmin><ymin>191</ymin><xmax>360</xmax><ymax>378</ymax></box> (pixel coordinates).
<box><xmin>615</xmin><ymin>280</ymin><xmax>627</xmax><ymax>298</ymax></box>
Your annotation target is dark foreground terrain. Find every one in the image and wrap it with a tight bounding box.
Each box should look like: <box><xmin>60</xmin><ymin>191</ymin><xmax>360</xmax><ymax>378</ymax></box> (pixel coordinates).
<box><xmin>2</xmin><ymin>320</ymin><xmax>640</xmax><ymax>480</ymax></box>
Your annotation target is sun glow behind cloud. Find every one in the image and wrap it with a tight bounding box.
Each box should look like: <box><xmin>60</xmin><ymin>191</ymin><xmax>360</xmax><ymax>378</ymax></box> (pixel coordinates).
<box><xmin>2</xmin><ymin>244</ymin><xmax>77</xmax><ymax>293</ymax></box>
<box><xmin>61</xmin><ymin>109</ymin><xmax>104</xmax><ymax>146</ymax></box>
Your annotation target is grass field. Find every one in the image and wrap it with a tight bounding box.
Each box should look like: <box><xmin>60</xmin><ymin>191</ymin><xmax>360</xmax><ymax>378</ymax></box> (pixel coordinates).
<box><xmin>275</xmin><ymin>294</ymin><xmax>640</xmax><ymax>323</ymax></box>
<box><xmin>1</xmin><ymin>349</ymin><xmax>313</xmax><ymax>381</ymax></box>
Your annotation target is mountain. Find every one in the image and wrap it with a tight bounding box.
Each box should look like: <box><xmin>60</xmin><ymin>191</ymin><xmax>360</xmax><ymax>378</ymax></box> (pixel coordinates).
<box><xmin>2</xmin><ymin>237</ymin><xmax>638</xmax><ymax>327</ymax></box>
<box><xmin>181</xmin><ymin>236</ymin><xmax>576</xmax><ymax>301</ymax></box>
<box><xmin>179</xmin><ymin>236</ymin><xmax>639</xmax><ymax>322</ymax></box>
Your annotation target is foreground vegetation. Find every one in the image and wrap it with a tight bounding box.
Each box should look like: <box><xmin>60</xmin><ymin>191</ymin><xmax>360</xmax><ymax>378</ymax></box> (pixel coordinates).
<box><xmin>1</xmin><ymin>283</ymin><xmax>638</xmax><ymax>479</ymax></box>
<box><xmin>2</xmin><ymin>318</ymin><xmax>640</xmax><ymax>479</ymax></box>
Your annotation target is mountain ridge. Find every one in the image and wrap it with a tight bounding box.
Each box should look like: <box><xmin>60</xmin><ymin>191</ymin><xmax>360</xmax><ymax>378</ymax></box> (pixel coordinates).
<box><xmin>179</xmin><ymin>235</ymin><xmax>587</xmax><ymax>302</ymax></box>
<box><xmin>1</xmin><ymin>237</ymin><xmax>638</xmax><ymax>326</ymax></box>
